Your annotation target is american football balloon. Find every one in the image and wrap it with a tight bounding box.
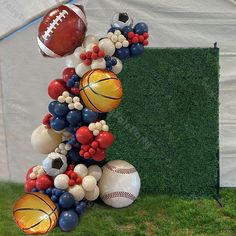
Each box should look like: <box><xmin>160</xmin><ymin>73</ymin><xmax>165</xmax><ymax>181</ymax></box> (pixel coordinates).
<box><xmin>37</xmin><ymin>4</ymin><xmax>87</xmax><ymax>58</ymax></box>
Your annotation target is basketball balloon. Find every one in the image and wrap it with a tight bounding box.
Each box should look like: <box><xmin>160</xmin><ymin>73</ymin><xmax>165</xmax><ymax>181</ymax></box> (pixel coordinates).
<box><xmin>37</xmin><ymin>4</ymin><xmax>87</xmax><ymax>58</ymax></box>
<box><xmin>79</xmin><ymin>69</ymin><xmax>123</xmax><ymax>113</ymax></box>
<box><xmin>13</xmin><ymin>192</ymin><xmax>58</xmax><ymax>235</ymax></box>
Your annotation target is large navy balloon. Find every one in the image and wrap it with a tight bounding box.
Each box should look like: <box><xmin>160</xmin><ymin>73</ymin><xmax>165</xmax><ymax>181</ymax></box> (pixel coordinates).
<box><xmin>59</xmin><ymin>210</ymin><xmax>78</xmax><ymax>232</ymax></box>
<box><xmin>82</xmin><ymin>108</ymin><xmax>98</xmax><ymax>123</ymax></box>
<box><xmin>50</xmin><ymin>117</ymin><xmax>66</xmax><ymax>131</ymax></box>
<box><xmin>66</xmin><ymin>110</ymin><xmax>82</xmax><ymax>126</ymax></box>
<box><xmin>59</xmin><ymin>192</ymin><xmax>75</xmax><ymax>209</ymax></box>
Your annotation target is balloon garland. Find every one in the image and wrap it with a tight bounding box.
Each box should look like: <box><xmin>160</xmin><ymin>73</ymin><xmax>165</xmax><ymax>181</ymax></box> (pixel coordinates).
<box><xmin>13</xmin><ymin>3</ymin><xmax>149</xmax><ymax>234</ymax></box>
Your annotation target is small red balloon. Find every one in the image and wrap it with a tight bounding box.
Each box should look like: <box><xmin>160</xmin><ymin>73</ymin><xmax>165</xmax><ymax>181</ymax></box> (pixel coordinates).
<box><xmin>71</xmin><ymin>87</ymin><xmax>80</xmax><ymax>95</ymax></box>
<box><xmin>93</xmin><ymin>148</ymin><xmax>106</xmax><ymax>161</ymax></box>
<box><xmin>24</xmin><ymin>179</ymin><xmax>36</xmax><ymax>192</ymax></box>
<box><xmin>63</xmin><ymin>68</ymin><xmax>76</xmax><ymax>82</ymax></box>
<box><xmin>95</xmin><ymin>131</ymin><xmax>114</xmax><ymax>149</ymax></box>
<box><xmin>48</xmin><ymin>79</ymin><xmax>69</xmax><ymax>99</ymax></box>
<box><xmin>76</xmin><ymin>126</ymin><xmax>94</xmax><ymax>144</ymax></box>
<box><xmin>35</xmin><ymin>175</ymin><xmax>53</xmax><ymax>190</ymax></box>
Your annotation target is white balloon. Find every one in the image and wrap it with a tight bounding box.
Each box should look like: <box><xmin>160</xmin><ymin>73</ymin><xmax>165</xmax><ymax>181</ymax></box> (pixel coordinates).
<box><xmin>98</xmin><ymin>38</ymin><xmax>116</xmax><ymax>56</ymax></box>
<box><xmin>74</xmin><ymin>164</ymin><xmax>88</xmax><ymax>178</ymax></box>
<box><xmin>31</xmin><ymin>125</ymin><xmax>62</xmax><ymax>154</ymax></box>
<box><xmin>98</xmin><ymin>160</ymin><xmax>140</xmax><ymax>208</ymax></box>
<box><xmin>85</xmin><ymin>185</ymin><xmax>100</xmax><ymax>201</ymax></box>
<box><xmin>76</xmin><ymin>63</ymin><xmax>91</xmax><ymax>77</ymax></box>
<box><xmin>112</xmin><ymin>57</ymin><xmax>123</xmax><ymax>74</ymax></box>
<box><xmin>74</xmin><ymin>46</ymin><xmax>85</xmax><ymax>58</ymax></box>
<box><xmin>68</xmin><ymin>185</ymin><xmax>85</xmax><ymax>201</ymax></box>
<box><xmin>91</xmin><ymin>58</ymin><xmax>106</xmax><ymax>70</ymax></box>
<box><xmin>83</xmin><ymin>35</ymin><xmax>99</xmax><ymax>48</ymax></box>
<box><xmin>54</xmin><ymin>174</ymin><xmax>69</xmax><ymax>190</ymax></box>
<box><xmin>82</xmin><ymin>175</ymin><xmax>97</xmax><ymax>191</ymax></box>
<box><xmin>85</xmin><ymin>43</ymin><xmax>97</xmax><ymax>52</ymax></box>
<box><xmin>65</xmin><ymin>54</ymin><xmax>81</xmax><ymax>68</ymax></box>
<box><xmin>88</xmin><ymin>165</ymin><xmax>102</xmax><ymax>181</ymax></box>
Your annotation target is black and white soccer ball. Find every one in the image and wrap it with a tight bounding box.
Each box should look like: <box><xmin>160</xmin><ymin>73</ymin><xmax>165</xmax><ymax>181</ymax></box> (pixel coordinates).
<box><xmin>111</xmin><ymin>12</ymin><xmax>133</xmax><ymax>29</ymax></box>
<box><xmin>43</xmin><ymin>152</ymin><xmax>67</xmax><ymax>177</ymax></box>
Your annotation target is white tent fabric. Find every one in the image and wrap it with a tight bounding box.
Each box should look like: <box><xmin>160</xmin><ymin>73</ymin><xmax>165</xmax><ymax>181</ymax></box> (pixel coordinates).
<box><xmin>0</xmin><ymin>0</ymin><xmax>236</xmax><ymax>186</ymax></box>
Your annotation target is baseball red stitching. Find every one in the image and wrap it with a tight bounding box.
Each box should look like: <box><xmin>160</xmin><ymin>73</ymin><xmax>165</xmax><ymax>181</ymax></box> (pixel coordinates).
<box><xmin>101</xmin><ymin>191</ymin><xmax>136</xmax><ymax>201</ymax></box>
<box><xmin>105</xmin><ymin>164</ymin><xmax>136</xmax><ymax>174</ymax></box>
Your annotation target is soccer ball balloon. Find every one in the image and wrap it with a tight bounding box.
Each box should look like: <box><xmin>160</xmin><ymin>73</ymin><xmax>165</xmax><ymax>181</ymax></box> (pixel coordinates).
<box><xmin>111</xmin><ymin>12</ymin><xmax>133</xmax><ymax>29</ymax></box>
<box><xmin>43</xmin><ymin>152</ymin><xmax>68</xmax><ymax>177</ymax></box>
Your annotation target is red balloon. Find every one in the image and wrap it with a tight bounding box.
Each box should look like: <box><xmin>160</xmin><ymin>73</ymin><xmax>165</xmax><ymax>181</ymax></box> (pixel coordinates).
<box><xmin>38</xmin><ymin>4</ymin><xmax>87</xmax><ymax>58</ymax></box>
<box><xmin>95</xmin><ymin>131</ymin><xmax>114</xmax><ymax>149</ymax></box>
<box><xmin>63</xmin><ymin>68</ymin><xmax>76</xmax><ymax>82</ymax></box>
<box><xmin>24</xmin><ymin>179</ymin><xmax>36</xmax><ymax>192</ymax></box>
<box><xmin>93</xmin><ymin>148</ymin><xmax>106</xmax><ymax>161</ymax></box>
<box><xmin>35</xmin><ymin>175</ymin><xmax>53</xmax><ymax>190</ymax></box>
<box><xmin>48</xmin><ymin>79</ymin><xmax>68</xmax><ymax>99</ymax></box>
<box><xmin>76</xmin><ymin>126</ymin><xmax>94</xmax><ymax>144</ymax></box>
<box><xmin>25</xmin><ymin>166</ymin><xmax>37</xmax><ymax>181</ymax></box>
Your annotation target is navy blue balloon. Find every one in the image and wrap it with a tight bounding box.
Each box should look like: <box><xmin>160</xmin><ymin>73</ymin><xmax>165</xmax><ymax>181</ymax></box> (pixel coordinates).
<box><xmin>59</xmin><ymin>192</ymin><xmax>75</xmax><ymax>209</ymax></box>
<box><xmin>50</xmin><ymin>117</ymin><xmax>66</xmax><ymax>131</ymax></box>
<box><xmin>111</xmin><ymin>58</ymin><xmax>117</xmax><ymax>66</ymax></box>
<box><xmin>122</xmin><ymin>25</ymin><xmax>133</xmax><ymax>38</ymax></box>
<box><xmin>55</xmin><ymin>203</ymin><xmax>61</xmax><ymax>214</ymax></box>
<box><xmin>45</xmin><ymin>188</ymin><xmax>53</xmax><ymax>196</ymax></box>
<box><xmin>134</xmin><ymin>22</ymin><xmax>148</xmax><ymax>34</ymax></box>
<box><xmin>66</xmin><ymin>79</ymin><xmax>75</xmax><ymax>88</ymax></box>
<box><xmin>106</xmin><ymin>60</ymin><xmax>113</xmax><ymax>67</ymax></box>
<box><xmin>66</xmin><ymin>110</ymin><xmax>82</xmax><ymax>126</ymax></box>
<box><xmin>59</xmin><ymin>210</ymin><xmax>78</xmax><ymax>232</ymax></box>
<box><xmin>115</xmin><ymin>47</ymin><xmax>130</xmax><ymax>59</ymax></box>
<box><xmin>107</xmin><ymin>27</ymin><xmax>119</xmax><ymax>33</ymax></box>
<box><xmin>82</xmin><ymin>108</ymin><xmax>98</xmax><ymax>123</ymax></box>
<box><xmin>71</xmin><ymin>74</ymin><xmax>79</xmax><ymax>82</ymax></box>
<box><xmin>48</xmin><ymin>101</ymin><xmax>58</xmax><ymax>116</ymax></box>
<box><xmin>51</xmin><ymin>195</ymin><xmax>58</xmax><ymax>202</ymax></box>
<box><xmin>67</xmin><ymin>148</ymin><xmax>82</xmax><ymax>164</ymax></box>
<box><xmin>54</xmin><ymin>102</ymin><xmax>69</xmax><ymax>117</ymax></box>
<box><xmin>31</xmin><ymin>188</ymin><xmax>38</xmax><ymax>192</ymax></box>
<box><xmin>130</xmin><ymin>43</ymin><xmax>144</xmax><ymax>57</ymax></box>
<box><xmin>75</xmin><ymin>205</ymin><xmax>84</xmax><ymax>216</ymax></box>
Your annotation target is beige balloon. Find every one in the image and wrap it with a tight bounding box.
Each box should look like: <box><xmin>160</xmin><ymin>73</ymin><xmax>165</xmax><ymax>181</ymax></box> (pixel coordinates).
<box><xmin>31</xmin><ymin>125</ymin><xmax>62</xmax><ymax>154</ymax></box>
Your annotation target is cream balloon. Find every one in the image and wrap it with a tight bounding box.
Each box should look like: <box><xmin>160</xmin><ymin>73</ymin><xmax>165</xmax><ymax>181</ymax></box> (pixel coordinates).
<box><xmin>111</xmin><ymin>57</ymin><xmax>123</xmax><ymax>74</ymax></box>
<box><xmin>65</xmin><ymin>54</ymin><xmax>81</xmax><ymax>68</ymax></box>
<box><xmin>88</xmin><ymin>165</ymin><xmax>102</xmax><ymax>181</ymax></box>
<box><xmin>83</xmin><ymin>35</ymin><xmax>99</xmax><ymax>48</ymax></box>
<box><xmin>98</xmin><ymin>38</ymin><xmax>115</xmax><ymax>56</ymax></box>
<box><xmin>73</xmin><ymin>46</ymin><xmax>85</xmax><ymax>59</ymax></box>
<box><xmin>91</xmin><ymin>58</ymin><xmax>106</xmax><ymax>70</ymax></box>
<box><xmin>84</xmin><ymin>185</ymin><xmax>100</xmax><ymax>201</ymax></box>
<box><xmin>54</xmin><ymin>174</ymin><xmax>69</xmax><ymax>190</ymax></box>
<box><xmin>85</xmin><ymin>43</ymin><xmax>96</xmax><ymax>53</ymax></box>
<box><xmin>82</xmin><ymin>175</ymin><xmax>97</xmax><ymax>191</ymax></box>
<box><xmin>76</xmin><ymin>63</ymin><xmax>91</xmax><ymax>77</ymax></box>
<box><xmin>68</xmin><ymin>185</ymin><xmax>85</xmax><ymax>201</ymax></box>
<box><xmin>98</xmin><ymin>160</ymin><xmax>141</xmax><ymax>208</ymax></box>
<box><xmin>74</xmin><ymin>164</ymin><xmax>88</xmax><ymax>178</ymax></box>
<box><xmin>31</xmin><ymin>125</ymin><xmax>62</xmax><ymax>154</ymax></box>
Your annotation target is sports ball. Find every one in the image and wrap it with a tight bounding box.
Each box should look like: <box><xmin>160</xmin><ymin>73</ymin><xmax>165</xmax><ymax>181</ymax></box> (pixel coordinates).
<box><xmin>79</xmin><ymin>69</ymin><xmax>123</xmax><ymax>113</ymax></box>
<box><xmin>38</xmin><ymin>4</ymin><xmax>87</xmax><ymax>58</ymax></box>
<box><xmin>31</xmin><ymin>125</ymin><xmax>62</xmax><ymax>154</ymax></box>
<box><xmin>43</xmin><ymin>152</ymin><xmax>68</xmax><ymax>177</ymax></box>
<box><xmin>13</xmin><ymin>193</ymin><xmax>58</xmax><ymax>235</ymax></box>
<box><xmin>111</xmin><ymin>12</ymin><xmax>133</xmax><ymax>29</ymax></box>
<box><xmin>98</xmin><ymin>160</ymin><xmax>140</xmax><ymax>208</ymax></box>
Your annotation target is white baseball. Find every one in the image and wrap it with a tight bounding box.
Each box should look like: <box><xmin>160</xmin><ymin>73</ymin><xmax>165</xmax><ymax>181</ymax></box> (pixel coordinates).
<box><xmin>68</xmin><ymin>185</ymin><xmax>85</xmax><ymax>201</ymax></box>
<box><xmin>74</xmin><ymin>164</ymin><xmax>88</xmax><ymax>178</ymax></box>
<box><xmin>98</xmin><ymin>160</ymin><xmax>141</xmax><ymax>208</ymax></box>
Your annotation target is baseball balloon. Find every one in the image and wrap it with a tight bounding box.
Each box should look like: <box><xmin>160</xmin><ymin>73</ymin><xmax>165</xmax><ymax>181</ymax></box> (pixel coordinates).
<box><xmin>98</xmin><ymin>38</ymin><xmax>115</xmax><ymax>56</ymax></box>
<box><xmin>98</xmin><ymin>160</ymin><xmax>140</xmax><ymax>208</ymax></box>
<box><xmin>38</xmin><ymin>4</ymin><xmax>87</xmax><ymax>58</ymax></box>
<box><xmin>31</xmin><ymin>125</ymin><xmax>62</xmax><ymax>154</ymax></box>
<box><xmin>84</xmin><ymin>185</ymin><xmax>100</xmax><ymax>201</ymax></box>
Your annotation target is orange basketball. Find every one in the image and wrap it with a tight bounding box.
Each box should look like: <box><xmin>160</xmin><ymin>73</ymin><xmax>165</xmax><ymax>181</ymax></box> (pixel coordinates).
<box><xmin>13</xmin><ymin>192</ymin><xmax>58</xmax><ymax>235</ymax></box>
<box><xmin>79</xmin><ymin>69</ymin><xmax>123</xmax><ymax>113</ymax></box>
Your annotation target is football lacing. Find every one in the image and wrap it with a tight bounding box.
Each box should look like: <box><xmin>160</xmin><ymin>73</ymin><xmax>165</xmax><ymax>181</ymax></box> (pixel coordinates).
<box><xmin>42</xmin><ymin>10</ymin><xmax>69</xmax><ymax>41</ymax></box>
